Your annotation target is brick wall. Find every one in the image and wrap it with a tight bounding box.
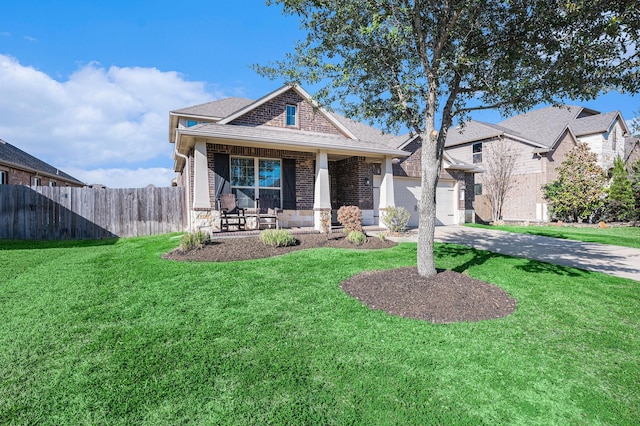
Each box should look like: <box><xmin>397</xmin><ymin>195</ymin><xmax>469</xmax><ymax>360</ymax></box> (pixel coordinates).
<box><xmin>394</xmin><ymin>138</ymin><xmax>422</xmax><ymax>177</ymax></box>
<box><xmin>332</xmin><ymin>156</ymin><xmax>373</xmax><ymax>209</ymax></box>
<box><xmin>229</xmin><ymin>89</ymin><xmax>344</xmax><ymax>136</ymax></box>
<box><xmin>546</xmin><ymin>132</ymin><xmax>576</xmax><ymax>183</ymax></box>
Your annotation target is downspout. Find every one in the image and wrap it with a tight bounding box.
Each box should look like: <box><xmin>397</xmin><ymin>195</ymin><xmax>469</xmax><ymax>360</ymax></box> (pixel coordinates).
<box><xmin>174</xmin><ymin>139</ymin><xmax>192</xmax><ymax>232</ymax></box>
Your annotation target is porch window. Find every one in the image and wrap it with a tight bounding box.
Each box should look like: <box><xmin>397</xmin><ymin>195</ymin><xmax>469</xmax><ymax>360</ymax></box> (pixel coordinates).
<box><xmin>472</xmin><ymin>143</ymin><xmax>482</xmax><ymax>163</ymax></box>
<box><xmin>474</xmin><ymin>183</ymin><xmax>483</xmax><ymax>195</ymax></box>
<box><xmin>32</xmin><ymin>176</ymin><xmax>41</xmax><ymax>186</ymax></box>
<box><xmin>0</xmin><ymin>170</ymin><xmax>7</xmax><ymax>185</ymax></box>
<box><xmin>286</xmin><ymin>105</ymin><xmax>297</xmax><ymax>126</ymax></box>
<box><xmin>230</xmin><ymin>157</ymin><xmax>281</xmax><ymax>209</ymax></box>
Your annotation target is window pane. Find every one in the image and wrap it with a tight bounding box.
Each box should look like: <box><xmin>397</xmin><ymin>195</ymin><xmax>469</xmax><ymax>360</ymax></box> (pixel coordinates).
<box><xmin>259</xmin><ymin>159</ymin><xmax>281</xmax><ymax>188</ymax></box>
<box><xmin>231</xmin><ymin>158</ymin><xmax>254</xmax><ymax>187</ymax></box>
<box><xmin>259</xmin><ymin>188</ymin><xmax>281</xmax><ymax>209</ymax></box>
<box><xmin>286</xmin><ymin>105</ymin><xmax>296</xmax><ymax>126</ymax></box>
<box><xmin>473</xmin><ymin>143</ymin><xmax>482</xmax><ymax>153</ymax></box>
<box><xmin>233</xmin><ymin>188</ymin><xmax>256</xmax><ymax>209</ymax></box>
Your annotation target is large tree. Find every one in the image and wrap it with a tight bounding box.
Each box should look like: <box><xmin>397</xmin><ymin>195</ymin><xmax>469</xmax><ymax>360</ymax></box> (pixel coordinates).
<box><xmin>259</xmin><ymin>0</ymin><xmax>640</xmax><ymax>277</ymax></box>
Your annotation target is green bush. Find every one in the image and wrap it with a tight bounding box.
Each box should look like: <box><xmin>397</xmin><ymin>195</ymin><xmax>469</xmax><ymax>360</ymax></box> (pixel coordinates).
<box><xmin>180</xmin><ymin>230</ymin><xmax>211</xmax><ymax>252</ymax></box>
<box><xmin>380</xmin><ymin>206</ymin><xmax>411</xmax><ymax>233</ymax></box>
<box><xmin>346</xmin><ymin>230</ymin><xmax>368</xmax><ymax>245</ymax></box>
<box><xmin>259</xmin><ymin>229</ymin><xmax>297</xmax><ymax>247</ymax></box>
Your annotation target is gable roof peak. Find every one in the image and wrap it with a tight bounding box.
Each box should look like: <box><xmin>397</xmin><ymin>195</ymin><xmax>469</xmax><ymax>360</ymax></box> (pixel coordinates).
<box><xmin>218</xmin><ymin>84</ymin><xmax>359</xmax><ymax>139</ymax></box>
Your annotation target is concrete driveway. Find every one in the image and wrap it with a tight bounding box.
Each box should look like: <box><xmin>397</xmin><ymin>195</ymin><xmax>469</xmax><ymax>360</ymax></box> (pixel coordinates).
<box><xmin>386</xmin><ymin>226</ymin><xmax>640</xmax><ymax>282</ymax></box>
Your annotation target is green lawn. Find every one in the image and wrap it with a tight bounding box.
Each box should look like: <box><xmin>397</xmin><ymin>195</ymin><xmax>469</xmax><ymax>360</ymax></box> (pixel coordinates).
<box><xmin>467</xmin><ymin>223</ymin><xmax>640</xmax><ymax>249</ymax></box>
<box><xmin>1</xmin><ymin>235</ymin><xmax>638</xmax><ymax>425</ymax></box>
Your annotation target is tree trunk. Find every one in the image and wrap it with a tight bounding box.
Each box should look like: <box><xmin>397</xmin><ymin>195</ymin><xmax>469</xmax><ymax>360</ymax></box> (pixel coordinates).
<box><xmin>417</xmin><ymin>129</ymin><xmax>439</xmax><ymax>277</ymax></box>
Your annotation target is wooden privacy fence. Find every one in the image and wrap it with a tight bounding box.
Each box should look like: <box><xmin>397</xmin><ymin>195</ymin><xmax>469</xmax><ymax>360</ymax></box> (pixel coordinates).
<box><xmin>0</xmin><ymin>185</ymin><xmax>186</xmax><ymax>240</ymax></box>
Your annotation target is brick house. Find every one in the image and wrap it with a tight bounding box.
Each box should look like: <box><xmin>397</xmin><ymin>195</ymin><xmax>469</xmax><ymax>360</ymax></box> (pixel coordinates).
<box><xmin>170</xmin><ymin>85</ymin><xmax>479</xmax><ymax>232</ymax></box>
<box><xmin>0</xmin><ymin>138</ymin><xmax>84</xmax><ymax>187</ymax></box>
<box><xmin>444</xmin><ymin>105</ymin><xmax>638</xmax><ymax>222</ymax></box>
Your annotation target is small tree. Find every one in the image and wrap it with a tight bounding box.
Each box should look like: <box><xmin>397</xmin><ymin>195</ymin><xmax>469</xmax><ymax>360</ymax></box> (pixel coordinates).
<box><xmin>543</xmin><ymin>143</ymin><xmax>606</xmax><ymax>222</ymax></box>
<box><xmin>606</xmin><ymin>156</ymin><xmax>634</xmax><ymax>221</ymax></box>
<box><xmin>483</xmin><ymin>138</ymin><xmax>518</xmax><ymax>223</ymax></box>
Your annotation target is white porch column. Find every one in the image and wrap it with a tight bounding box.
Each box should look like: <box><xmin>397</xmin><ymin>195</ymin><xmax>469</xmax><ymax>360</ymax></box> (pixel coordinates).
<box><xmin>313</xmin><ymin>150</ymin><xmax>331</xmax><ymax>231</ymax></box>
<box><xmin>378</xmin><ymin>156</ymin><xmax>395</xmax><ymax>228</ymax></box>
<box><xmin>192</xmin><ymin>141</ymin><xmax>211</xmax><ymax>209</ymax></box>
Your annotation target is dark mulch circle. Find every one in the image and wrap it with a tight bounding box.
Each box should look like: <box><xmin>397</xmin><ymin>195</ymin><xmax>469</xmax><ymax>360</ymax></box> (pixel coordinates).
<box><xmin>341</xmin><ymin>267</ymin><xmax>517</xmax><ymax>323</ymax></box>
<box><xmin>163</xmin><ymin>232</ymin><xmax>517</xmax><ymax>323</ymax></box>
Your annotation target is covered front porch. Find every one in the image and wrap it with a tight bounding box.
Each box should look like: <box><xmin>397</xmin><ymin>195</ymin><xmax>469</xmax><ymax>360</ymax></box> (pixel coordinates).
<box><xmin>184</xmin><ymin>144</ymin><xmax>401</xmax><ymax>234</ymax></box>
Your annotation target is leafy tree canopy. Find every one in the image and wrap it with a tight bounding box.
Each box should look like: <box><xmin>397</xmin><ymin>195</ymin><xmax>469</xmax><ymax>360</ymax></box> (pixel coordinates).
<box><xmin>260</xmin><ymin>0</ymin><xmax>639</xmax><ymax>135</ymax></box>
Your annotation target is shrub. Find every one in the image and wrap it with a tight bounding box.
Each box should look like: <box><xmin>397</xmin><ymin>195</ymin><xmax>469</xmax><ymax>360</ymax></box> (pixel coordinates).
<box><xmin>346</xmin><ymin>230</ymin><xmax>368</xmax><ymax>245</ymax></box>
<box><xmin>337</xmin><ymin>205</ymin><xmax>363</xmax><ymax>233</ymax></box>
<box><xmin>259</xmin><ymin>229</ymin><xmax>296</xmax><ymax>247</ymax></box>
<box><xmin>180</xmin><ymin>230</ymin><xmax>210</xmax><ymax>252</ymax></box>
<box><xmin>380</xmin><ymin>206</ymin><xmax>411</xmax><ymax>233</ymax></box>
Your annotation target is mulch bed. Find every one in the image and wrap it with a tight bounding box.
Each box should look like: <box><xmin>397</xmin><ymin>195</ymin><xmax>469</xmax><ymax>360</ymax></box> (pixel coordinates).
<box><xmin>163</xmin><ymin>232</ymin><xmax>517</xmax><ymax>323</ymax></box>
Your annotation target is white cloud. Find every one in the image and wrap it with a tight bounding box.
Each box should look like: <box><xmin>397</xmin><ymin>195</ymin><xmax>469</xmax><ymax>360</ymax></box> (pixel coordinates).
<box><xmin>65</xmin><ymin>166</ymin><xmax>177</xmax><ymax>188</ymax></box>
<box><xmin>0</xmin><ymin>54</ymin><xmax>222</xmax><ymax>187</ymax></box>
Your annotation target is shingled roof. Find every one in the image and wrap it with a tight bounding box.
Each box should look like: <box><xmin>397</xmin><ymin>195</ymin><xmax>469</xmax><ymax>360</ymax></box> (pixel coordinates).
<box><xmin>446</xmin><ymin>105</ymin><xmax>627</xmax><ymax>149</ymax></box>
<box><xmin>171</xmin><ymin>97</ymin><xmax>254</xmax><ymax>120</ymax></box>
<box><xmin>0</xmin><ymin>139</ymin><xmax>84</xmax><ymax>185</ymax></box>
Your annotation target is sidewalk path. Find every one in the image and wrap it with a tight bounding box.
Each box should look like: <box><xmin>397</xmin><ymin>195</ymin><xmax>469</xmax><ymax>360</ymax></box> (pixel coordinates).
<box><xmin>386</xmin><ymin>226</ymin><xmax>640</xmax><ymax>282</ymax></box>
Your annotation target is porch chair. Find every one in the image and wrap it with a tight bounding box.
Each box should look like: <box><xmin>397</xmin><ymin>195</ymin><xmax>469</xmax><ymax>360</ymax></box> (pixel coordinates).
<box><xmin>256</xmin><ymin>194</ymin><xmax>281</xmax><ymax>229</ymax></box>
<box><xmin>218</xmin><ymin>193</ymin><xmax>246</xmax><ymax>231</ymax></box>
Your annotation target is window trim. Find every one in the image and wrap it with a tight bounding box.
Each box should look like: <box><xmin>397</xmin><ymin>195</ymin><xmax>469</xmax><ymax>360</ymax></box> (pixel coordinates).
<box><xmin>286</xmin><ymin>104</ymin><xmax>297</xmax><ymax>127</ymax></box>
<box><xmin>0</xmin><ymin>170</ymin><xmax>7</xmax><ymax>185</ymax></box>
<box><xmin>472</xmin><ymin>142</ymin><xmax>483</xmax><ymax>164</ymax></box>
<box><xmin>32</xmin><ymin>176</ymin><xmax>41</xmax><ymax>186</ymax></box>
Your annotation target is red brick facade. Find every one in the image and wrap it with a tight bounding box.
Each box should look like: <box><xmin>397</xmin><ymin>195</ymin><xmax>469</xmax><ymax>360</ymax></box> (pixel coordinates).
<box><xmin>229</xmin><ymin>91</ymin><xmax>344</xmax><ymax>136</ymax></box>
<box><xmin>330</xmin><ymin>157</ymin><xmax>374</xmax><ymax>210</ymax></box>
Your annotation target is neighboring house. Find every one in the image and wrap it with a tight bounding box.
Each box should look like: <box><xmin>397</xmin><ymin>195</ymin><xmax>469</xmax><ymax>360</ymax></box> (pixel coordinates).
<box><xmin>0</xmin><ymin>138</ymin><xmax>84</xmax><ymax>187</ymax></box>
<box><xmin>625</xmin><ymin>135</ymin><xmax>640</xmax><ymax>167</ymax></box>
<box><xmin>170</xmin><ymin>84</ymin><xmax>479</xmax><ymax>232</ymax></box>
<box><xmin>445</xmin><ymin>105</ymin><xmax>633</xmax><ymax>222</ymax></box>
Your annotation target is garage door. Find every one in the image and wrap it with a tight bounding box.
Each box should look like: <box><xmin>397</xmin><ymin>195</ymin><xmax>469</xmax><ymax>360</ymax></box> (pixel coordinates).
<box><xmin>435</xmin><ymin>181</ymin><xmax>456</xmax><ymax>226</ymax></box>
<box><xmin>392</xmin><ymin>179</ymin><xmax>456</xmax><ymax>227</ymax></box>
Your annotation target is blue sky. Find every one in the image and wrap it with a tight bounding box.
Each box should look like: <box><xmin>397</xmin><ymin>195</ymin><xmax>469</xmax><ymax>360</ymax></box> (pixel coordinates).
<box><xmin>1</xmin><ymin>1</ymin><xmax>638</xmax><ymax>187</ymax></box>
